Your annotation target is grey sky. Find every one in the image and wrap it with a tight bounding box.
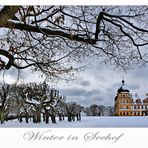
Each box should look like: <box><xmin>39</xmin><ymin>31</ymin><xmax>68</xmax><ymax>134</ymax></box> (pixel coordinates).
<box><xmin>0</xmin><ymin>5</ymin><xmax>148</xmax><ymax>107</ymax></box>
<box><xmin>58</xmin><ymin>62</ymin><xmax>148</xmax><ymax>107</ymax></box>
<box><xmin>1</xmin><ymin>59</ymin><xmax>148</xmax><ymax>107</ymax></box>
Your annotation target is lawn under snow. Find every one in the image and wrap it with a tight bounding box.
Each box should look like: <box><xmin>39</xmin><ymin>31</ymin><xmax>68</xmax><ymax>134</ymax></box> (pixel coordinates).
<box><xmin>1</xmin><ymin>116</ymin><xmax>148</xmax><ymax>128</ymax></box>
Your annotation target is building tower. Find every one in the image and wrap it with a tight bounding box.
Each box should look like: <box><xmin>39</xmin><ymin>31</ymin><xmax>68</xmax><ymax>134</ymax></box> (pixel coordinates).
<box><xmin>114</xmin><ymin>79</ymin><xmax>133</xmax><ymax>116</ymax></box>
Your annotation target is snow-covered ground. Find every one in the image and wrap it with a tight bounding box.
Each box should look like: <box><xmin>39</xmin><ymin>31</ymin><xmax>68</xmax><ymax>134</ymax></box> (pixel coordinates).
<box><xmin>1</xmin><ymin>116</ymin><xmax>148</xmax><ymax>128</ymax></box>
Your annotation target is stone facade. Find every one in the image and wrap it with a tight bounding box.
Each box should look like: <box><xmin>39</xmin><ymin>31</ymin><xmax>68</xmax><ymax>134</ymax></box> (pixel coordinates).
<box><xmin>114</xmin><ymin>80</ymin><xmax>148</xmax><ymax>116</ymax></box>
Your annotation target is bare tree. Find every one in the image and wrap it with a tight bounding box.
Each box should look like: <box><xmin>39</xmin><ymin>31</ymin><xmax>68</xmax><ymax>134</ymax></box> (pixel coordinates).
<box><xmin>106</xmin><ymin>106</ymin><xmax>114</xmax><ymax>116</ymax></box>
<box><xmin>90</xmin><ymin>104</ymin><xmax>100</xmax><ymax>116</ymax></box>
<box><xmin>56</xmin><ymin>96</ymin><xmax>67</xmax><ymax>121</ymax></box>
<box><xmin>0</xmin><ymin>6</ymin><xmax>147</xmax><ymax>80</ymax></box>
<box><xmin>0</xmin><ymin>83</ymin><xmax>10</xmax><ymax>123</ymax></box>
<box><xmin>66</xmin><ymin>102</ymin><xmax>82</xmax><ymax>122</ymax></box>
<box><xmin>42</xmin><ymin>88</ymin><xmax>60</xmax><ymax>124</ymax></box>
<box><xmin>22</xmin><ymin>82</ymin><xmax>60</xmax><ymax>123</ymax></box>
<box><xmin>84</xmin><ymin>105</ymin><xmax>114</xmax><ymax>116</ymax></box>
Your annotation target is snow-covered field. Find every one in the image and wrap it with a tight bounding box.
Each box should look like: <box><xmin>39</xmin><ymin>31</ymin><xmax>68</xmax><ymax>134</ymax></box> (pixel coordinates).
<box><xmin>1</xmin><ymin>116</ymin><xmax>148</xmax><ymax>128</ymax></box>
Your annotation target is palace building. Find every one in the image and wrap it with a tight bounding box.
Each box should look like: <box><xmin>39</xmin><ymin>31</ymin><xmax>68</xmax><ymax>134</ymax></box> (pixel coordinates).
<box><xmin>114</xmin><ymin>80</ymin><xmax>148</xmax><ymax>116</ymax></box>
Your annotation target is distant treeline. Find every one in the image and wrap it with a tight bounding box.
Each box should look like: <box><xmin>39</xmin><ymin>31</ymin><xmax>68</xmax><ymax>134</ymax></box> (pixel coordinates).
<box><xmin>83</xmin><ymin>104</ymin><xmax>114</xmax><ymax>116</ymax></box>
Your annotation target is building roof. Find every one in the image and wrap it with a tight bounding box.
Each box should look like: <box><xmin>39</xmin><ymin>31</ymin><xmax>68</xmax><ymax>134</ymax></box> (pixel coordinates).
<box><xmin>143</xmin><ymin>98</ymin><xmax>148</xmax><ymax>103</ymax></box>
<box><xmin>117</xmin><ymin>79</ymin><xmax>129</xmax><ymax>93</ymax></box>
<box><xmin>136</xmin><ymin>98</ymin><xmax>142</xmax><ymax>103</ymax></box>
<box><xmin>117</xmin><ymin>86</ymin><xmax>130</xmax><ymax>93</ymax></box>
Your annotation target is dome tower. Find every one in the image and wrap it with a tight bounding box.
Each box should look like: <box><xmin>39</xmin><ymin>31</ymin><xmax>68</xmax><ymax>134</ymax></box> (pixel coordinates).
<box><xmin>114</xmin><ymin>79</ymin><xmax>133</xmax><ymax>116</ymax></box>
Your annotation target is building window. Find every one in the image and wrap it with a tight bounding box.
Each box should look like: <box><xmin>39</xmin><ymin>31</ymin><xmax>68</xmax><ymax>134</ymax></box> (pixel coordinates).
<box><xmin>124</xmin><ymin>100</ymin><xmax>127</xmax><ymax>103</ymax></box>
<box><xmin>118</xmin><ymin>94</ymin><xmax>121</xmax><ymax>97</ymax></box>
<box><xmin>119</xmin><ymin>99</ymin><xmax>122</xmax><ymax>103</ymax></box>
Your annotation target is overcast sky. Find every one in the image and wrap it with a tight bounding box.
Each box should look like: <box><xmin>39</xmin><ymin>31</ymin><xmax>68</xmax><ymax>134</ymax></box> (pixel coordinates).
<box><xmin>1</xmin><ymin>59</ymin><xmax>148</xmax><ymax>107</ymax></box>
<box><xmin>58</xmin><ymin>62</ymin><xmax>148</xmax><ymax>107</ymax></box>
<box><xmin>0</xmin><ymin>5</ymin><xmax>148</xmax><ymax>107</ymax></box>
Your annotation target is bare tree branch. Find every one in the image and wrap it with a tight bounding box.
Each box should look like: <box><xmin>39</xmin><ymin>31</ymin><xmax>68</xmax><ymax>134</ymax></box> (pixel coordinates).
<box><xmin>0</xmin><ymin>6</ymin><xmax>20</xmax><ymax>26</ymax></box>
<box><xmin>0</xmin><ymin>6</ymin><xmax>148</xmax><ymax>79</ymax></box>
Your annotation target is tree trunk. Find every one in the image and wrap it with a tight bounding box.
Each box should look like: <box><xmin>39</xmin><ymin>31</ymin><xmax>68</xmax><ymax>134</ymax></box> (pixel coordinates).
<box><xmin>76</xmin><ymin>114</ymin><xmax>79</xmax><ymax>121</ymax></box>
<box><xmin>0</xmin><ymin>109</ymin><xmax>5</xmax><ymax>124</ymax></box>
<box><xmin>51</xmin><ymin>115</ymin><xmax>56</xmax><ymax>123</ymax></box>
<box><xmin>72</xmin><ymin>114</ymin><xmax>75</xmax><ymax>121</ymax></box>
<box><xmin>68</xmin><ymin>113</ymin><xmax>72</xmax><ymax>122</ymax></box>
<box><xmin>0</xmin><ymin>6</ymin><xmax>20</xmax><ymax>26</ymax></box>
<box><xmin>33</xmin><ymin>113</ymin><xmax>37</xmax><ymax>123</ymax></box>
<box><xmin>36</xmin><ymin>108</ymin><xmax>41</xmax><ymax>123</ymax></box>
<box><xmin>45</xmin><ymin>110</ymin><xmax>49</xmax><ymax>124</ymax></box>
<box><xmin>62</xmin><ymin>114</ymin><xmax>65</xmax><ymax>120</ymax></box>
<box><xmin>78</xmin><ymin>113</ymin><xmax>81</xmax><ymax>121</ymax></box>
<box><xmin>59</xmin><ymin>114</ymin><xmax>62</xmax><ymax>121</ymax></box>
<box><xmin>19</xmin><ymin>114</ymin><xmax>23</xmax><ymax>123</ymax></box>
<box><xmin>43</xmin><ymin>113</ymin><xmax>46</xmax><ymax>122</ymax></box>
<box><xmin>25</xmin><ymin>112</ymin><xmax>29</xmax><ymax>123</ymax></box>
